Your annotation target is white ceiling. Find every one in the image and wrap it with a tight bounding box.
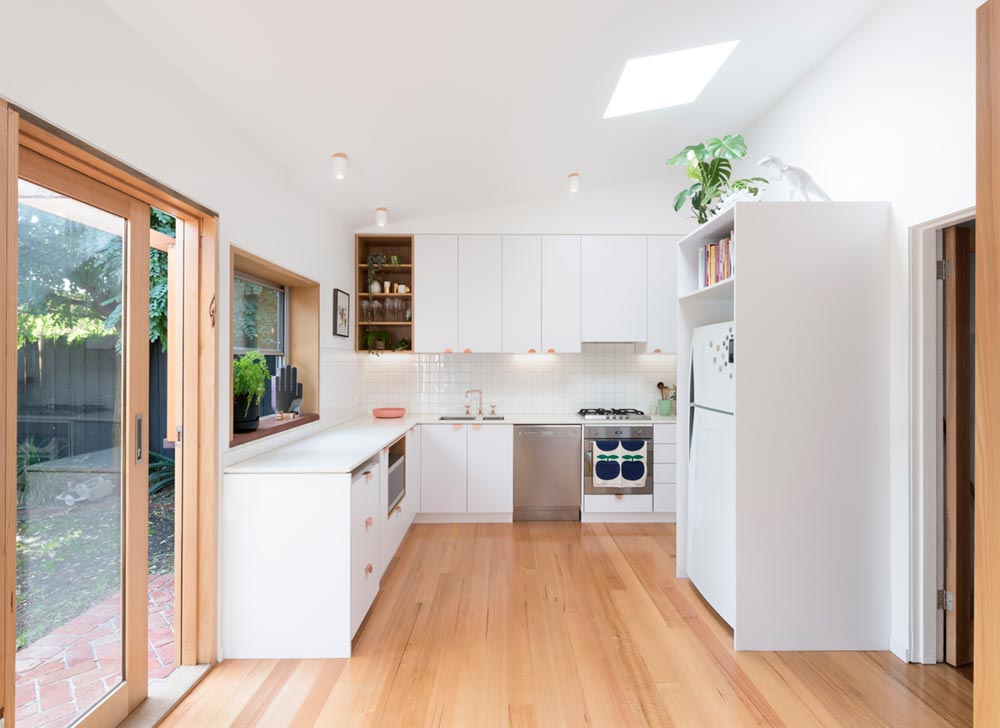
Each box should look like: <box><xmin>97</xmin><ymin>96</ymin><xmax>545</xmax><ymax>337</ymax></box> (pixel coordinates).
<box><xmin>103</xmin><ymin>0</ymin><xmax>884</xmax><ymax>229</ymax></box>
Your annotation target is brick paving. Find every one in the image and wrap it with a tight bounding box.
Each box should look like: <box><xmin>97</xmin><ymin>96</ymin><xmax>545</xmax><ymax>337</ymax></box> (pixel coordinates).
<box><xmin>14</xmin><ymin>573</ymin><xmax>175</xmax><ymax>728</ymax></box>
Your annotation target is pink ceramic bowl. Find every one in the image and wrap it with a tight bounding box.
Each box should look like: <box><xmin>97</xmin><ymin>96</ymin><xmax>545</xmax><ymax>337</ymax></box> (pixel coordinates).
<box><xmin>373</xmin><ymin>407</ymin><xmax>406</xmax><ymax>419</ymax></box>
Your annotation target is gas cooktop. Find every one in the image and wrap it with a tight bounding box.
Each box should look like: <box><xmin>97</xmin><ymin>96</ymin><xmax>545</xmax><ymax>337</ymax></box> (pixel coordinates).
<box><xmin>578</xmin><ymin>408</ymin><xmax>651</xmax><ymax>421</ymax></box>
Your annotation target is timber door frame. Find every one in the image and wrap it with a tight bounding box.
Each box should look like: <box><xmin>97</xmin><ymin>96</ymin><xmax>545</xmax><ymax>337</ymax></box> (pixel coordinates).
<box><xmin>1</xmin><ymin>103</ymin><xmax>219</xmax><ymax>725</ymax></box>
<box><xmin>978</xmin><ymin>3</ymin><xmax>1000</xmax><ymax>722</ymax></box>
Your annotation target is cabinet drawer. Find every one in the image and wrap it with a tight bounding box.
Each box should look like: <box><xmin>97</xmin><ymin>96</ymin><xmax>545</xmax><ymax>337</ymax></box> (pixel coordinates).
<box><xmin>351</xmin><ymin>461</ymin><xmax>379</xmax><ymax>534</ymax></box>
<box><xmin>653</xmin><ymin>463</ymin><xmax>677</xmax><ymax>483</ymax></box>
<box><xmin>583</xmin><ymin>494</ymin><xmax>653</xmax><ymax>513</ymax></box>
<box><xmin>350</xmin><ymin>523</ymin><xmax>379</xmax><ymax>637</ymax></box>
<box><xmin>653</xmin><ymin>446</ymin><xmax>677</xmax><ymax>465</ymax></box>
<box><xmin>654</xmin><ymin>424</ymin><xmax>677</xmax><ymax>444</ymax></box>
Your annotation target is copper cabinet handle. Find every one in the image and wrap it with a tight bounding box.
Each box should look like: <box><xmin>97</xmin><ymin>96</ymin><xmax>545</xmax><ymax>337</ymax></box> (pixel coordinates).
<box><xmin>463</xmin><ymin>348</ymin><xmax>471</xmax><ymax>353</ymax></box>
<box><xmin>444</xmin><ymin>348</ymin><xmax>453</xmax><ymax>353</ymax></box>
<box><xmin>528</xmin><ymin>348</ymin><xmax>536</xmax><ymax>353</ymax></box>
<box><xmin>547</xmin><ymin>348</ymin><xmax>555</xmax><ymax>353</ymax></box>
<box><xmin>394</xmin><ymin>504</ymin><xmax>402</xmax><ymax>514</ymax></box>
<box><xmin>654</xmin><ymin>348</ymin><xmax>662</xmax><ymax>353</ymax></box>
<box><xmin>364</xmin><ymin>470</ymin><xmax>372</xmax><ymax>480</ymax></box>
<box><xmin>365</xmin><ymin>563</ymin><xmax>373</xmax><ymax>575</ymax></box>
<box><xmin>615</xmin><ymin>494</ymin><xmax>624</xmax><ymax>500</ymax></box>
<box><xmin>365</xmin><ymin>517</ymin><xmax>373</xmax><ymax>528</ymax></box>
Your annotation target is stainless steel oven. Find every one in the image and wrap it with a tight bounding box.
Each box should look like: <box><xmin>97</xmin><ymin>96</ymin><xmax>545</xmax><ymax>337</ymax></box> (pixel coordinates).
<box><xmin>583</xmin><ymin>424</ymin><xmax>654</xmax><ymax>495</ymax></box>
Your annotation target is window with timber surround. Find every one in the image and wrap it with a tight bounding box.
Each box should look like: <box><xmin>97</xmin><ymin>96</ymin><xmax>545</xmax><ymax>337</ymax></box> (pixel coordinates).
<box><xmin>230</xmin><ymin>246</ymin><xmax>320</xmax><ymax>446</ymax></box>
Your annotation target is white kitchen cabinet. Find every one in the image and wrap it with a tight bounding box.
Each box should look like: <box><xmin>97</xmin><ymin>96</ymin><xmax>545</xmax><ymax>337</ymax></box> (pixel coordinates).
<box><xmin>581</xmin><ymin>236</ymin><xmax>647</xmax><ymax>342</ymax></box>
<box><xmin>351</xmin><ymin>462</ymin><xmax>381</xmax><ymax>635</ymax></box>
<box><xmin>541</xmin><ymin>235</ymin><xmax>582</xmax><ymax>353</ymax></box>
<box><xmin>467</xmin><ymin>424</ymin><xmax>513</xmax><ymax>513</ymax></box>
<box><xmin>639</xmin><ymin>235</ymin><xmax>679</xmax><ymax>354</ymax></box>
<box><xmin>405</xmin><ymin>425</ymin><xmax>421</xmax><ymax>526</ymax></box>
<box><xmin>458</xmin><ymin>235</ymin><xmax>502</xmax><ymax>352</ymax></box>
<box><xmin>414</xmin><ymin>234</ymin><xmax>458</xmax><ymax>353</ymax></box>
<box><xmin>502</xmin><ymin>235</ymin><xmax>542</xmax><ymax>353</ymax></box>
<box><xmin>420</xmin><ymin>424</ymin><xmax>468</xmax><ymax>512</ymax></box>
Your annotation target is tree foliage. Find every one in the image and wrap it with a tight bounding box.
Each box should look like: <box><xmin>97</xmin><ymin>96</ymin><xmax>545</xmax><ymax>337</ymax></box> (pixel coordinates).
<box><xmin>17</xmin><ymin>200</ymin><xmax>175</xmax><ymax>349</ymax></box>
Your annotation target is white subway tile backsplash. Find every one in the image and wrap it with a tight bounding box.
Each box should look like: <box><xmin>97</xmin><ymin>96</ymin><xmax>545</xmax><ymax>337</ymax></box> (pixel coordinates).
<box><xmin>365</xmin><ymin>344</ymin><xmax>676</xmax><ymax>415</ymax></box>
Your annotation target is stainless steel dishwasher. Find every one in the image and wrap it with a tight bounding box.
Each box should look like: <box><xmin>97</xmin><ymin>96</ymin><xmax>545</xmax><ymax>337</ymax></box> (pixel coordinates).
<box><xmin>513</xmin><ymin>426</ymin><xmax>582</xmax><ymax>521</ymax></box>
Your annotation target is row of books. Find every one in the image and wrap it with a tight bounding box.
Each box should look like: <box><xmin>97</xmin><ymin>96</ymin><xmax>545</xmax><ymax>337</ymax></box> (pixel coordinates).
<box><xmin>697</xmin><ymin>233</ymin><xmax>735</xmax><ymax>289</ymax></box>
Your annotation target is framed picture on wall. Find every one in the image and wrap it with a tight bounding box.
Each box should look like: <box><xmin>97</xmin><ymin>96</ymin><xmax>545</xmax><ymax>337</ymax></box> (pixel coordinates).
<box><xmin>334</xmin><ymin>288</ymin><xmax>350</xmax><ymax>337</ymax></box>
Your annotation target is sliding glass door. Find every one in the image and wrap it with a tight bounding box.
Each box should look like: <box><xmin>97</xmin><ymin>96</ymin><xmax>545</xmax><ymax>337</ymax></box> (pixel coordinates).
<box><xmin>14</xmin><ymin>149</ymin><xmax>149</xmax><ymax>727</ymax></box>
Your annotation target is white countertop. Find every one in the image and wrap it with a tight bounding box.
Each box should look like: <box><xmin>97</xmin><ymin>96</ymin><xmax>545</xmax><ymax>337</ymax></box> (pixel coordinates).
<box><xmin>224</xmin><ymin>412</ymin><xmax>677</xmax><ymax>475</ymax></box>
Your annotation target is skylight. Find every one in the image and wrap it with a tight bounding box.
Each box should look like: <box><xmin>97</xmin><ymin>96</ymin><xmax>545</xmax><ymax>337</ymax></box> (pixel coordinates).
<box><xmin>603</xmin><ymin>41</ymin><xmax>739</xmax><ymax>119</ymax></box>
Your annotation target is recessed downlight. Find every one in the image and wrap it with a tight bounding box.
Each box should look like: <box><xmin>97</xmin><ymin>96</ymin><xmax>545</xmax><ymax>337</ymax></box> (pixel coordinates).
<box><xmin>604</xmin><ymin>41</ymin><xmax>739</xmax><ymax>119</ymax></box>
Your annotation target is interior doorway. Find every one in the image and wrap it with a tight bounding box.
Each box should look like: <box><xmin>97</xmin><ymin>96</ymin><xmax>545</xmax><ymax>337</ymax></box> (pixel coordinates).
<box><xmin>908</xmin><ymin>207</ymin><xmax>977</xmax><ymax>671</ymax></box>
<box><xmin>940</xmin><ymin>222</ymin><xmax>975</xmax><ymax>671</ymax></box>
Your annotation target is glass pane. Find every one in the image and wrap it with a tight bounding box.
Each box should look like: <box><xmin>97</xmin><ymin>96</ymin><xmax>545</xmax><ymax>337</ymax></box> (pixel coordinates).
<box><xmin>148</xmin><ymin>209</ymin><xmax>177</xmax><ymax>682</ymax></box>
<box><xmin>15</xmin><ymin>179</ymin><xmax>125</xmax><ymax>725</ymax></box>
<box><xmin>232</xmin><ymin>276</ymin><xmax>283</xmax><ymax>353</ymax></box>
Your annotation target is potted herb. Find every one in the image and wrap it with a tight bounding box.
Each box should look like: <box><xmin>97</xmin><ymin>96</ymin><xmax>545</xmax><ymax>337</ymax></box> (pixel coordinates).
<box><xmin>393</xmin><ymin>337</ymin><xmax>411</xmax><ymax>351</ymax></box>
<box><xmin>233</xmin><ymin>351</ymin><xmax>270</xmax><ymax>432</ymax></box>
<box><xmin>366</xmin><ymin>251</ymin><xmax>387</xmax><ymax>293</ymax></box>
<box><xmin>667</xmin><ymin>134</ymin><xmax>768</xmax><ymax>224</ymax></box>
<box><xmin>361</xmin><ymin>329</ymin><xmax>391</xmax><ymax>354</ymax></box>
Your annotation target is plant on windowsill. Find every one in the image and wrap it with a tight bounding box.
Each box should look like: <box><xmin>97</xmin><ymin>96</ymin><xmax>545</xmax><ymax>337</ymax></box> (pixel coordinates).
<box><xmin>361</xmin><ymin>329</ymin><xmax>391</xmax><ymax>355</ymax></box>
<box><xmin>233</xmin><ymin>351</ymin><xmax>270</xmax><ymax>432</ymax></box>
<box><xmin>667</xmin><ymin>134</ymin><xmax>768</xmax><ymax>225</ymax></box>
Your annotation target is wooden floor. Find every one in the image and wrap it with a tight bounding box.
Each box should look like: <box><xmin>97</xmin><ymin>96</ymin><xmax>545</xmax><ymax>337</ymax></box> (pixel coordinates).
<box><xmin>160</xmin><ymin>523</ymin><xmax>973</xmax><ymax>727</ymax></box>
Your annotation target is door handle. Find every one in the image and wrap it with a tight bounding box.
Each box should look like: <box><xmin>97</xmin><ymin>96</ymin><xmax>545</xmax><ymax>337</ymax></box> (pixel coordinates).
<box><xmin>136</xmin><ymin>414</ymin><xmax>144</xmax><ymax>463</ymax></box>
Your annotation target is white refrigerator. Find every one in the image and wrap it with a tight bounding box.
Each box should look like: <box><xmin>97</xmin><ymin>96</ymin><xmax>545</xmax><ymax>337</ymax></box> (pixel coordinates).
<box><xmin>686</xmin><ymin>320</ymin><xmax>736</xmax><ymax>626</ymax></box>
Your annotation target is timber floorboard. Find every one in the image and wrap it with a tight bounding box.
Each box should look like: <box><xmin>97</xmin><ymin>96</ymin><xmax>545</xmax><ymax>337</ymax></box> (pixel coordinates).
<box><xmin>159</xmin><ymin>523</ymin><xmax>973</xmax><ymax>727</ymax></box>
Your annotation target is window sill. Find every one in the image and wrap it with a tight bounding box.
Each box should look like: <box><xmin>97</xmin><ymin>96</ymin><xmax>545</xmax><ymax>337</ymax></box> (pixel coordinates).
<box><xmin>229</xmin><ymin>412</ymin><xmax>320</xmax><ymax>448</ymax></box>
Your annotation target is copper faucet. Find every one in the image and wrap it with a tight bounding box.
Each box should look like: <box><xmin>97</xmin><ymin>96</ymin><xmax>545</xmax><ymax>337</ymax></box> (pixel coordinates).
<box><xmin>465</xmin><ymin>389</ymin><xmax>484</xmax><ymax>417</ymax></box>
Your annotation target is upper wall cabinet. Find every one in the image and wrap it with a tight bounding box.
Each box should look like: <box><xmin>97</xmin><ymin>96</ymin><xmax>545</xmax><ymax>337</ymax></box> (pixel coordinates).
<box><xmin>541</xmin><ymin>236</ymin><xmax>582</xmax><ymax>353</ymax></box>
<box><xmin>458</xmin><ymin>235</ymin><xmax>502</xmax><ymax>353</ymax></box>
<box><xmin>414</xmin><ymin>235</ymin><xmax>458</xmax><ymax>353</ymax></box>
<box><xmin>581</xmin><ymin>236</ymin><xmax>647</xmax><ymax>342</ymax></box>
<box><xmin>502</xmin><ymin>235</ymin><xmax>542</xmax><ymax>353</ymax></box>
<box><xmin>638</xmin><ymin>235</ymin><xmax>679</xmax><ymax>354</ymax></box>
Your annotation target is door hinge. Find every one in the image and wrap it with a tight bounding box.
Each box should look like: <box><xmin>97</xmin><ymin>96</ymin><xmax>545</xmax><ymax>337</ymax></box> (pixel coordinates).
<box><xmin>938</xmin><ymin>589</ymin><xmax>954</xmax><ymax>611</ymax></box>
<box><xmin>937</xmin><ymin>259</ymin><xmax>952</xmax><ymax>280</ymax></box>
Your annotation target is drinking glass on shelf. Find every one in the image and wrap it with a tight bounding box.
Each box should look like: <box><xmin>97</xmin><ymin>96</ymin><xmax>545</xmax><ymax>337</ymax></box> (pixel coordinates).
<box><xmin>361</xmin><ymin>298</ymin><xmax>371</xmax><ymax>323</ymax></box>
<box><xmin>371</xmin><ymin>299</ymin><xmax>384</xmax><ymax>322</ymax></box>
<box><xmin>389</xmin><ymin>298</ymin><xmax>401</xmax><ymax>321</ymax></box>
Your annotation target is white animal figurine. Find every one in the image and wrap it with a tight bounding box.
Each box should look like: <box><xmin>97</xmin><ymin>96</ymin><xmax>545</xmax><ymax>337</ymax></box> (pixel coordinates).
<box><xmin>758</xmin><ymin>156</ymin><xmax>831</xmax><ymax>202</ymax></box>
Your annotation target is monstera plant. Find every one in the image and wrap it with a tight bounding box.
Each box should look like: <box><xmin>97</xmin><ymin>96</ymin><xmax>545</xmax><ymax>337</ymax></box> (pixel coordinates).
<box><xmin>667</xmin><ymin>134</ymin><xmax>768</xmax><ymax>224</ymax></box>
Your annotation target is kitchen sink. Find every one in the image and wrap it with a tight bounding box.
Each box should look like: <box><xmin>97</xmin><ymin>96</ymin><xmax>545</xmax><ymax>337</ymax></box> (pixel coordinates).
<box><xmin>483</xmin><ymin>416</ymin><xmax>505</xmax><ymax>420</ymax></box>
<box><xmin>438</xmin><ymin>415</ymin><xmax>477</xmax><ymax>421</ymax></box>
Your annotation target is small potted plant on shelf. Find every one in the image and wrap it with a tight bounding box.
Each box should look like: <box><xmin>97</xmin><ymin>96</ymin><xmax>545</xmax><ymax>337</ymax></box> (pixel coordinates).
<box><xmin>233</xmin><ymin>351</ymin><xmax>270</xmax><ymax>432</ymax></box>
<box><xmin>366</xmin><ymin>251</ymin><xmax>387</xmax><ymax>293</ymax></box>
<box><xmin>393</xmin><ymin>337</ymin><xmax>411</xmax><ymax>352</ymax></box>
<box><xmin>361</xmin><ymin>329</ymin><xmax>392</xmax><ymax>355</ymax></box>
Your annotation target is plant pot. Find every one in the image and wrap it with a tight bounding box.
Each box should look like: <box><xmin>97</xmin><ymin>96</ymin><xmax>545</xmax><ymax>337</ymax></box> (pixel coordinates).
<box><xmin>375</xmin><ymin>340</ymin><xmax>386</xmax><ymax>350</ymax></box>
<box><xmin>658</xmin><ymin>399</ymin><xmax>673</xmax><ymax>416</ymax></box>
<box><xmin>234</xmin><ymin>394</ymin><xmax>261</xmax><ymax>432</ymax></box>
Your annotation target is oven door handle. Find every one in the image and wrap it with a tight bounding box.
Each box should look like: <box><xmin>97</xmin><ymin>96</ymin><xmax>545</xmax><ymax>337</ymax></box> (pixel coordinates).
<box><xmin>583</xmin><ymin>444</ymin><xmax>593</xmax><ymax>476</ymax></box>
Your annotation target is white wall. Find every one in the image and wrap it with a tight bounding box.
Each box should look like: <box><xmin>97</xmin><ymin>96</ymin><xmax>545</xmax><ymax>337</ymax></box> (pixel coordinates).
<box><xmin>740</xmin><ymin>0</ymin><xmax>979</xmax><ymax>659</ymax></box>
<box><xmin>356</xmin><ymin>173</ymin><xmax>693</xmax><ymax>236</ymax></box>
<box><xmin>0</xmin><ymin>0</ymin><xmax>365</xmax><ymax>469</ymax></box>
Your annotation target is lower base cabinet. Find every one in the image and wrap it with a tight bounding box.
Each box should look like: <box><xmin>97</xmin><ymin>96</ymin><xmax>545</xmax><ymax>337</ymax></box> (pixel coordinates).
<box><xmin>222</xmin><ymin>456</ymin><xmax>381</xmax><ymax>659</ymax></box>
<box><xmin>421</xmin><ymin>424</ymin><xmax>514</xmax><ymax>516</ymax></box>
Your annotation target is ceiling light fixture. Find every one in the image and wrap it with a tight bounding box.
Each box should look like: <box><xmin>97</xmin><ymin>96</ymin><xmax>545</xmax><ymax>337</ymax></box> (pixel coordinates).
<box><xmin>603</xmin><ymin>41</ymin><xmax>739</xmax><ymax>119</ymax></box>
<box><xmin>375</xmin><ymin>207</ymin><xmax>388</xmax><ymax>227</ymax></box>
<box><xmin>568</xmin><ymin>172</ymin><xmax>581</xmax><ymax>193</ymax></box>
<box><xmin>331</xmin><ymin>152</ymin><xmax>348</xmax><ymax>180</ymax></box>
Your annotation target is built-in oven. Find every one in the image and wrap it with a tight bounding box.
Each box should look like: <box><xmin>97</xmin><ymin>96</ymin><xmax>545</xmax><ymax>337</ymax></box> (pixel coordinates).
<box><xmin>387</xmin><ymin>436</ymin><xmax>406</xmax><ymax>515</ymax></box>
<box><xmin>583</xmin><ymin>424</ymin><xmax>654</xmax><ymax>495</ymax></box>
